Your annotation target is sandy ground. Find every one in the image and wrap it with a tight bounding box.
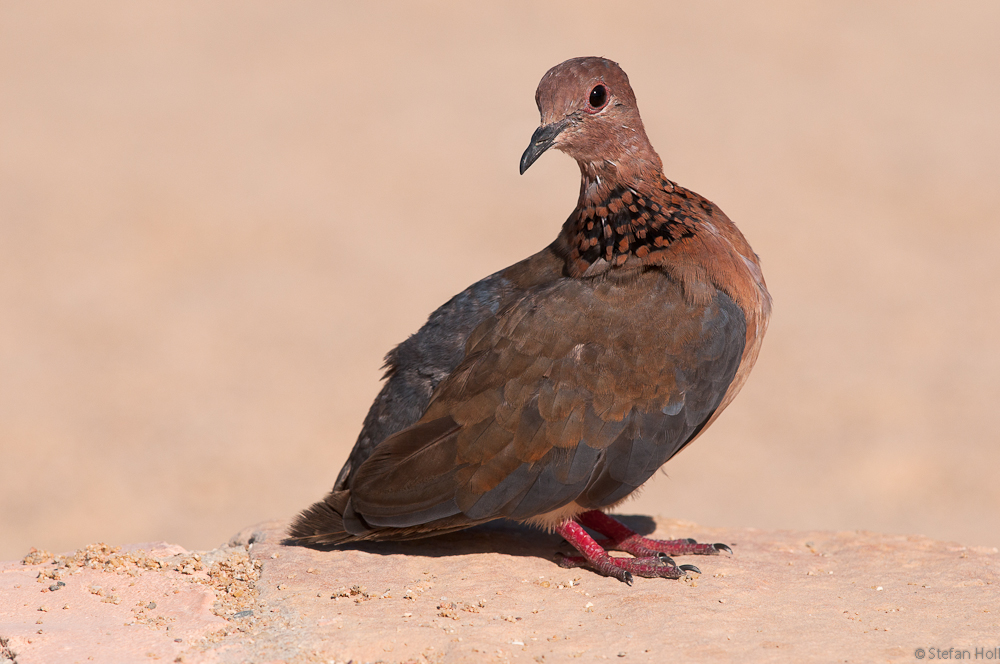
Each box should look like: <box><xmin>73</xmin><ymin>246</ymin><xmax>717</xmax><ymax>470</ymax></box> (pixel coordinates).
<box><xmin>1</xmin><ymin>1</ymin><xmax>999</xmax><ymax>561</ymax></box>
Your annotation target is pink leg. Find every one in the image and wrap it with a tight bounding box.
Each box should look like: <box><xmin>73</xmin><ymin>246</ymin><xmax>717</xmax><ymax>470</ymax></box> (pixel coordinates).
<box><xmin>578</xmin><ymin>510</ymin><xmax>732</xmax><ymax>558</ymax></box>
<box><xmin>554</xmin><ymin>520</ymin><xmax>697</xmax><ymax>585</ymax></box>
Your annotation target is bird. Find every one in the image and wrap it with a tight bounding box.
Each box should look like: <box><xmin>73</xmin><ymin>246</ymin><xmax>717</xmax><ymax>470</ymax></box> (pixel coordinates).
<box><xmin>288</xmin><ymin>57</ymin><xmax>771</xmax><ymax>584</ymax></box>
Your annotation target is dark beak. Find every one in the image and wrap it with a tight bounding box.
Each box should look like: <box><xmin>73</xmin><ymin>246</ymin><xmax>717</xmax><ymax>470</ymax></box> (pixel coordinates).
<box><xmin>519</xmin><ymin>120</ymin><xmax>568</xmax><ymax>174</ymax></box>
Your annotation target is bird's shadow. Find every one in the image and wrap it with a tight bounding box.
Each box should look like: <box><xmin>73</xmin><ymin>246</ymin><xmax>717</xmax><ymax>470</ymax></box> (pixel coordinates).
<box><xmin>281</xmin><ymin>514</ymin><xmax>658</xmax><ymax>561</ymax></box>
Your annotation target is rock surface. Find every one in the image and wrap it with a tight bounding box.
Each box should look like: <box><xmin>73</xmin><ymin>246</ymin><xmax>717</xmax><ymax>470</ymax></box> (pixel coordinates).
<box><xmin>2</xmin><ymin>518</ymin><xmax>998</xmax><ymax>663</ymax></box>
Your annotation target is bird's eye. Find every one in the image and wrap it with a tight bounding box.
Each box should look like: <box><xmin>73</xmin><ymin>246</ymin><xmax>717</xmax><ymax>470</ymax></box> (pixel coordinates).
<box><xmin>588</xmin><ymin>84</ymin><xmax>608</xmax><ymax>110</ymax></box>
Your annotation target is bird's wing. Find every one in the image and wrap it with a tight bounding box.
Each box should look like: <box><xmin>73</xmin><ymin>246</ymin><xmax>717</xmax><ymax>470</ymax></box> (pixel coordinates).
<box><xmin>332</xmin><ymin>246</ymin><xmax>567</xmax><ymax>492</ymax></box>
<box><xmin>347</xmin><ymin>269</ymin><xmax>746</xmax><ymax>533</ymax></box>
<box><xmin>332</xmin><ymin>270</ymin><xmax>513</xmax><ymax>491</ymax></box>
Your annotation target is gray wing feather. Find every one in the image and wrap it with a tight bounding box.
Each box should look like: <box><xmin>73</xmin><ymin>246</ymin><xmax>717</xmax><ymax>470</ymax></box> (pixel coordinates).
<box><xmin>333</xmin><ymin>272</ymin><xmax>514</xmax><ymax>490</ymax></box>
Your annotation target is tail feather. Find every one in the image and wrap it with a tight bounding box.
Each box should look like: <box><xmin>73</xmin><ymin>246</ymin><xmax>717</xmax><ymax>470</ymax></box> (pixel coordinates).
<box><xmin>287</xmin><ymin>490</ymin><xmax>355</xmax><ymax>545</ymax></box>
<box><xmin>287</xmin><ymin>488</ymin><xmax>489</xmax><ymax>545</ymax></box>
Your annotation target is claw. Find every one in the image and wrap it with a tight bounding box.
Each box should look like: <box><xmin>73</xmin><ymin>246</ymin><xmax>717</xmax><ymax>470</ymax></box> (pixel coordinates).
<box><xmin>714</xmin><ymin>543</ymin><xmax>733</xmax><ymax>555</ymax></box>
<box><xmin>656</xmin><ymin>553</ymin><xmax>676</xmax><ymax>566</ymax></box>
<box><xmin>686</xmin><ymin>538</ymin><xmax>698</xmax><ymax>544</ymax></box>
<box><xmin>622</xmin><ymin>571</ymin><xmax>634</xmax><ymax>586</ymax></box>
<box><xmin>679</xmin><ymin>564</ymin><xmax>701</xmax><ymax>575</ymax></box>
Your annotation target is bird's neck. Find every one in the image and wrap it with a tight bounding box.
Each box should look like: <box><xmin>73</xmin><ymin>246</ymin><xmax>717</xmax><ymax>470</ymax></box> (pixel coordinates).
<box><xmin>557</xmin><ymin>160</ymin><xmax>700</xmax><ymax>277</ymax></box>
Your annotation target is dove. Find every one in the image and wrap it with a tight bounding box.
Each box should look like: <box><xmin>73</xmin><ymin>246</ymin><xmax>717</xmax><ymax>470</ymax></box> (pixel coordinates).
<box><xmin>289</xmin><ymin>56</ymin><xmax>771</xmax><ymax>583</ymax></box>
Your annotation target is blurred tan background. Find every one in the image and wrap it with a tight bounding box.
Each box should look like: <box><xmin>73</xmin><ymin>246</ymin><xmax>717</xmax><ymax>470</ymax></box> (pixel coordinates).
<box><xmin>1</xmin><ymin>1</ymin><xmax>998</xmax><ymax>560</ymax></box>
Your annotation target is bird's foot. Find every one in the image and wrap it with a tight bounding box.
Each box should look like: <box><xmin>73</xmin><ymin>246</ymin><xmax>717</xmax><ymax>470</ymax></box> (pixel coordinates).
<box><xmin>554</xmin><ymin>518</ymin><xmax>705</xmax><ymax>584</ymax></box>
<box><xmin>556</xmin><ymin>551</ymin><xmax>699</xmax><ymax>585</ymax></box>
<box><xmin>578</xmin><ymin>510</ymin><xmax>732</xmax><ymax>557</ymax></box>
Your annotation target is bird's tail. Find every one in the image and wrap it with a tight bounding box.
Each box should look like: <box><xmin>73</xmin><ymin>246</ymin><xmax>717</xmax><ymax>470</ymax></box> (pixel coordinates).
<box><xmin>286</xmin><ymin>490</ymin><xmax>355</xmax><ymax>545</ymax></box>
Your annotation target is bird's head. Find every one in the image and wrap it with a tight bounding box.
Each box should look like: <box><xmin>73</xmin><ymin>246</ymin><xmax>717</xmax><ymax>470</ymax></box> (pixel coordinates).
<box><xmin>519</xmin><ymin>57</ymin><xmax>662</xmax><ymax>179</ymax></box>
